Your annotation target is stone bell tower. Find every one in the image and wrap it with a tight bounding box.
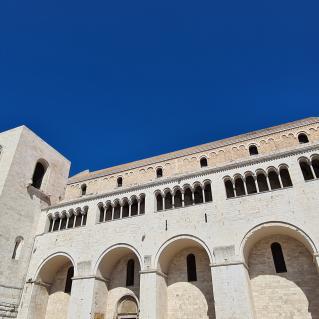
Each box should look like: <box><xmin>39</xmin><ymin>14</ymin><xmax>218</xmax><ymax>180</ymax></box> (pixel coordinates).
<box><xmin>0</xmin><ymin>126</ymin><xmax>70</xmax><ymax>318</ymax></box>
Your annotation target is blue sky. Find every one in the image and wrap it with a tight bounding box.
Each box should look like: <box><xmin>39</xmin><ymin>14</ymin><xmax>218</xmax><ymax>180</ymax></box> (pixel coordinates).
<box><xmin>0</xmin><ymin>0</ymin><xmax>318</xmax><ymax>176</ymax></box>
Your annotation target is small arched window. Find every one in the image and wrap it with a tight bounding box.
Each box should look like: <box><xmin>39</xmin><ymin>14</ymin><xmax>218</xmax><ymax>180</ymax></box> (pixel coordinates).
<box><xmin>187</xmin><ymin>254</ymin><xmax>197</xmax><ymax>282</ymax></box>
<box><xmin>126</xmin><ymin>259</ymin><xmax>135</xmax><ymax>286</ymax></box>
<box><xmin>184</xmin><ymin>188</ymin><xmax>193</xmax><ymax>206</ymax></box>
<box><xmin>204</xmin><ymin>183</ymin><xmax>213</xmax><ymax>202</ymax></box>
<box><xmin>249</xmin><ymin>145</ymin><xmax>258</xmax><ymax>156</ymax></box>
<box><xmin>139</xmin><ymin>195</ymin><xmax>145</xmax><ymax>214</ymax></box>
<box><xmin>271</xmin><ymin>243</ymin><xmax>287</xmax><ymax>273</ymax></box>
<box><xmin>164</xmin><ymin>192</ymin><xmax>173</xmax><ymax>210</ymax></box>
<box><xmin>311</xmin><ymin>157</ymin><xmax>319</xmax><ymax>178</ymax></box>
<box><xmin>131</xmin><ymin>198</ymin><xmax>138</xmax><ymax>216</ymax></box>
<box><xmin>156</xmin><ymin>193</ymin><xmax>163</xmax><ymax>211</ymax></box>
<box><xmin>105</xmin><ymin>204</ymin><xmax>113</xmax><ymax>221</ymax></box>
<box><xmin>65</xmin><ymin>266</ymin><xmax>74</xmax><ymax>293</ymax></box>
<box><xmin>224</xmin><ymin>179</ymin><xmax>235</xmax><ymax>198</ymax></box>
<box><xmin>32</xmin><ymin>162</ymin><xmax>47</xmax><ymax>189</ymax></box>
<box><xmin>257</xmin><ymin>172</ymin><xmax>269</xmax><ymax>192</ymax></box>
<box><xmin>245</xmin><ymin>175</ymin><xmax>257</xmax><ymax>194</ymax></box>
<box><xmin>268</xmin><ymin>170</ymin><xmax>281</xmax><ymax>190</ymax></box>
<box><xmin>122</xmin><ymin>200</ymin><xmax>130</xmax><ymax>218</ymax></box>
<box><xmin>279</xmin><ymin>167</ymin><xmax>293</xmax><ymax>187</ymax></box>
<box><xmin>113</xmin><ymin>202</ymin><xmax>121</xmax><ymax>219</ymax></box>
<box><xmin>234</xmin><ymin>177</ymin><xmax>246</xmax><ymax>196</ymax></box>
<box><xmin>200</xmin><ymin>157</ymin><xmax>208</xmax><ymax>168</ymax></box>
<box><xmin>156</xmin><ymin>168</ymin><xmax>163</xmax><ymax>178</ymax></box>
<box><xmin>298</xmin><ymin>133</ymin><xmax>309</xmax><ymax>144</ymax></box>
<box><xmin>117</xmin><ymin>177</ymin><xmax>123</xmax><ymax>187</ymax></box>
<box><xmin>299</xmin><ymin>160</ymin><xmax>314</xmax><ymax>181</ymax></box>
<box><xmin>99</xmin><ymin>204</ymin><xmax>105</xmax><ymax>223</ymax></box>
<box><xmin>81</xmin><ymin>184</ymin><xmax>87</xmax><ymax>196</ymax></box>
<box><xmin>12</xmin><ymin>236</ymin><xmax>24</xmax><ymax>260</ymax></box>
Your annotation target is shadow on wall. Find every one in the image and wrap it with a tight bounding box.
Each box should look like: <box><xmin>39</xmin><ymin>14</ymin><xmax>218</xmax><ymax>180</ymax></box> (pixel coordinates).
<box><xmin>248</xmin><ymin>235</ymin><xmax>319</xmax><ymax>319</ymax></box>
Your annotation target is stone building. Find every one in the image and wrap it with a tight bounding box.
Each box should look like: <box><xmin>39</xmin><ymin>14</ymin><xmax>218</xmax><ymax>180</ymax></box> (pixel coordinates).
<box><xmin>1</xmin><ymin>117</ymin><xmax>319</xmax><ymax>319</ymax></box>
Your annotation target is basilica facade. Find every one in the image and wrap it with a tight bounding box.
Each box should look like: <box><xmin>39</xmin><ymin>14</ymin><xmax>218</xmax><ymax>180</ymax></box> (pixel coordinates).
<box><xmin>1</xmin><ymin>117</ymin><xmax>319</xmax><ymax>319</ymax></box>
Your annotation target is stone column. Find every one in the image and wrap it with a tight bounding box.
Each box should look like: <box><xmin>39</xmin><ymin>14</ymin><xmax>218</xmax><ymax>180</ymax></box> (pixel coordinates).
<box><xmin>139</xmin><ymin>270</ymin><xmax>167</xmax><ymax>319</ymax></box>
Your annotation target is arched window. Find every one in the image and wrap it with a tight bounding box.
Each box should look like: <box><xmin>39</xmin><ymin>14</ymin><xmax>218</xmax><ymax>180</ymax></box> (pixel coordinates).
<box><xmin>60</xmin><ymin>215</ymin><xmax>67</xmax><ymax>230</ymax></box>
<box><xmin>200</xmin><ymin>157</ymin><xmax>208</xmax><ymax>168</ymax></box>
<box><xmin>12</xmin><ymin>237</ymin><xmax>23</xmax><ymax>260</ymax></box>
<box><xmin>122</xmin><ymin>200</ymin><xmax>129</xmax><ymax>218</ymax></box>
<box><xmin>32</xmin><ymin>162</ymin><xmax>47</xmax><ymax>189</ymax></box>
<box><xmin>187</xmin><ymin>254</ymin><xmax>197</xmax><ymax>282</ymax></box>
<box><xmin>81</xmin><ymin>184</ymin><xmax>87</xmax><ymax>196</ymax></box>
<box><xmin>184</xmin><ymin>188</ymin><xmax>193</xmax><ymax>206</ymax></box>
<box><xmin>298</xmin><ymin>133</ymin><xmax>309</xmax><ymax>144</ymax></box>
<box><xmin>68</xmin><ymin>214</ymin><xmax>75</xmax><ymax>229</ymax></box>
<box><xmin>271</xmin><ymin>243</ymin><xmax>287</xmax><ymax>273</ymax></box>
<box><xmin>174</xmin><ymin>189</ymin><xmax>183</xmax><ymax>208</ymax></box>
<box><xmin>105</xmin><ymin>204</ymin><xmax>113</xmax><ymax>221</ymax></box>
<box><xmin>268</xmin><ymin>170</ymin><xmax>281</xmax><ymax>190</ymax></box>
<box><xmin>53</xmin><ymin>217</ymin><xmax>60</xmax><ymax>231</ymax></box>
<box><xmin>99</xmin><ymin>205</ymin><xmax>105</xmax><ymax>222</ymax></box>
<box><xmin>224</xmin><ymin>179</ymin><xmax>235</xmax><ymax>198</ymax></box>
<box><xmin>126</xmin><ymin>259</ymin><xmax>135</xmax><ymax>286</ymax></box>
<box><xmin>164</xmin><ymin>192</ymin><xmax>173</xmax><ymax>210</ymax></box>
<box><xmin>311</xmin><ymin>157</ymin><xmax>319</xmax><ymax>178</ymax></box>
<box><xmin>249</xmin><ymin>145</ymin><xmax>258</xmax><ymax>156</ymax></box>
<box><xmin>117</xmin><ymin>177</ymin><xmax>123</xmax><ymax>187</ymax></box>
<box><xmin>131</xmin><ymin>197</ymin><xmax>138</xmax><ymax>216</ymax></box>
<box><xmin>156</xmin><ymin>168</ymin><xmax>163</xmax><ymax>178</ymax></box>
<box><xmin>234</xmin><ymin>177</ymin><xmax>246</xmax><ymax>196</ymax></box>
<box><xmin>139</xmin><ymin>195</ymin><xmax>145</xmax><ymax>214</ymax></box>
<box><xmin>257</xmin><ymin>172</ymin><xmax>269</xmax><ymax>192</ymax></box>
<box><xmin>65</xmin><ymin>266</ymin><xmax>74</xmax><ymax>293</ymax></box>
<box><xmin>299</xmin><ymin>160</ymin><xmax>314</xmax><ymax>181</ymax></box>
<box><xmin>279</xmin><ymin>167</ymin><xmax>293</xmax><ymax>187</ymax></box>
<box><xmin>156</xmin><ymin>193</ymin><xmax>163</xmax><ymax>211</ymax></box>
<box><xmin>194</xmin><ymin>185</ymin><xmax>203</xmax><ymax>204</ymax></box>
<box><xmin>113</xmin><ymin>202</ymin><xmax>121</xmax><ymax>219</ymax></box>
<box><xmin>204</xmin><ymin>183</ymin><xmax>213</xmax><ymax>202</ymax></box>
<box><xmin>245</xmin><ymin>175</ymin><xmax>257</xmax><ymax>194</ymax></box>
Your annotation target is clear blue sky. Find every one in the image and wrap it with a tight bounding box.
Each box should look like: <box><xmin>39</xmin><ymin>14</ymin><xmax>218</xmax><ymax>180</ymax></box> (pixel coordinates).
<box><xmin>0</xmin><ymin>0</ymin><xmax>318</xmax><ymax>176</ymax></box>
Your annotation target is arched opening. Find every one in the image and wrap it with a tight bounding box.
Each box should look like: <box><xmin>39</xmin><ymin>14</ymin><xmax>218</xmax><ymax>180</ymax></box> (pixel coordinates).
<box><xmin>245</xmin><ymin>175</ymin><xmax>257</xmax><ymax>194</ymax></box>
<box><xmin>81</xmin><ymin>184</ymin><xmax>87</xmax><ymax>196</ymax></box>
<box><xmin>164</xmin><ymin>192</ymin><xmax>173</xmax><ymax>210</ymax></box>
<box><xmin>113</xmin><ymin>202</ymin><xmax>121</xmax><ymax>219</ymax></box>
<box><xmin>234</xmin><ymin>176</ymin><xmax>246</xmax><ymax>196</ymax></box>
<box><xmin>122</xmin><ymin>200</ymin><xmax>130</xmax><ymax>218</ymax></box>
<box><xmin>243</xmin><ymin>224</ymin><xmax>319</xmax><ymax>319</ymax></box>
<box><xmin>193</xmin><ymin>185</ymin><xmax>203</xmax><ymax>204</ymax></box>
<box><xmin>32</xmin><ymin>161</ymin><xmax>47</xmax><ymax>189</ymax></box>
<box><xmin>156</xmin><ymin>237</ymin><xmax>215</xmax><ymax>318</ymax></box>
<box><xmin>117</xmin><ymin>177</ymin><xmax>123</xmax><ymax>187</ymax></box>
<box><xmin>156</xmin><ymin>167</ymin><xmax>163</xmax><ymax>178</ymax></box>
<box><xmin>299</xmin><ymin>160</ymin><xmax>314</xmax><ymax>181</ymax></box>
<box><xmin>131</xmin><ymin>197</ymin><xmax>138</xmax><ymax>216</ymax></box>
<box><xmin>95</xmin><ymin>246</ymin><xmax>141</xmax><ymax>319</ymax></box>
<box><xmin>311</xmin><ymin>157</ymin><xmax>319</xmax><ymax>178</ymax></box>
<box><xmin>126</xmin><ymin>259</ymin><xmax>135</xmax><ymax>287</ymax></box>
<box><xmin>174</xmin><ymin>189</ymin><xmax>183</xmax><ymax>208</ymax></box>
<box><xmin>139</xmin><ymin>195</ymin><xmax>145</xmax><ymax>214</ymax></box>
<box><xmin>224</xmin><ymin>179</ymin><xmax>235</xmax><ymax>198</ymax></box>
<box><xmin>12</xmin><ymin>236</ymin><xmax>24</xmax><ymax>260</ymax></box>
<box><xmin>249</xmin><ymin>145</ymin><xmax>258</xmax><ymax>156</ymax></box>
<box><xmin>184</xmin><ymin>187</ymin><xmax>193</xmax><ymax>206</ymax></box>
<box><xmin>99</xmin><ymin>204</ymin><xmax>105</xmax><ymax>223</ymax></box>
<box><xmin>105</xmin><ymin>204</ymin><xmax>113</xmax><ymax>221</ymax></box>
<box><xmin>29</xmin><ymin>254</ymin><xmax>75</xmax><ymax>319</ymax></box>
<box><xmin>298</xmin><ymin>133</ymin><xmax>309</xmax><ymax>144</ymax></box>
<box><xmin>279</xmin><ymin>167</ymin><xmax>293</xmax><ymax>187</ymax></box>
<box><xmin>200</xmin><ymin>157</ymin><xmax>208</xmax><ymax>168</ymax></box>
<box><xmin>268</xmin><ymin>170</ymin><xmax>281</xmax><ymax>190</ymax></box>
<box><xmin>204</xmin><ymin>182</ymin><xmax>213</xmax><ymax>202</ymax></box>
<box><xmin>256</xmin><ymin>172</ymin><xmax>269</xmax><ymax>192</ymax></box>
<box><xmin>156</xmin><ymin>193</ymin><xmax>163</xmax><ymax>211</ymax></box>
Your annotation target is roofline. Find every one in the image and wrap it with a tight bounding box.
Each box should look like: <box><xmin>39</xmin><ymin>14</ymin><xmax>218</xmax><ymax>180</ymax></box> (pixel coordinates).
<box><xmin>67</xmin><ymin>117</ymin><xmax>319</xmax><ymax>185</ymax></box>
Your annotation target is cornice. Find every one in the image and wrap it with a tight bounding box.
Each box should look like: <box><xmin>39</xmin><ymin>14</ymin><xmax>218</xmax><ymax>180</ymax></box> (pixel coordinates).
<box><xmin>44</xmin><ymin>143</ymin><xmax>319</xmax><ymax>211</ymax></box>
<box><xmin>67</xmin><ymin>117</ymin><xmax>319</xmax><ymax>185</ymax></box>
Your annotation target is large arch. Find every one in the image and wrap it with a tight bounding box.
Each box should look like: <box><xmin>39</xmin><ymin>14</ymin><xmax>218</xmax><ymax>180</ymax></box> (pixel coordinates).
<box><xmin>29</xmin><ymin>253</ymin><xmax>75</xmax><ymax>319</ymax></box>
<box><xmin>241</xmin><ymin>222</ymin><xmax>319</xmax><ymax>318</ymax></box>
<box><xmin>155</xmin><ymin>235</ymin><xmax>215</xmax><ymax>319</ymax></box>
<box><xmin>93</xmin><ymin>244</ymin><xmax>142</xmax><ymax>319</ymax></box>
